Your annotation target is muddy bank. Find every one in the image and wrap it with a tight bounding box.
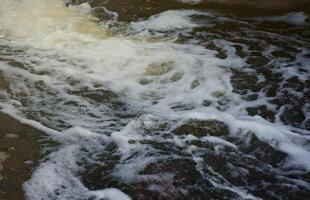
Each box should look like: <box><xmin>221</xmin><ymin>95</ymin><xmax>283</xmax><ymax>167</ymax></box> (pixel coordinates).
<box><xmin>0</xmin><ymin>112</ymin><xmax>44</xmax><ymax>200</ymax></box>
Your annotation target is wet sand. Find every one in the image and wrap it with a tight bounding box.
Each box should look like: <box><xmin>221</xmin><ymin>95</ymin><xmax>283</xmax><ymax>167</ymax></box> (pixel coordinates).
<box><xmin>0</xmin><ymin>72</ymin><xmax>57</xmax><ymax>199</ymax></box>
<box><xmin>0</xmin><ymin>112</ymin><xmax>43</xmax><ymax>200</ymax></box>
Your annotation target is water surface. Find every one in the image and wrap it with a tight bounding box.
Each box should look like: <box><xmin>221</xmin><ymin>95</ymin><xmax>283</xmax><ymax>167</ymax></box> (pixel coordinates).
<box><xmin>0</xmin><ymin>0</ymin><xmax>309</xmax><ymax>199</ymax></box>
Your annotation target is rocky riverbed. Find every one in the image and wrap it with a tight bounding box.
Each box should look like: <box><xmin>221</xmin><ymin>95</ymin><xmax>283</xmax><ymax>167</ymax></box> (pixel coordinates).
<box><xmin>0</xmin><ymin>0</ymin><xmax>309</xmax><ymax>199</ymax></box>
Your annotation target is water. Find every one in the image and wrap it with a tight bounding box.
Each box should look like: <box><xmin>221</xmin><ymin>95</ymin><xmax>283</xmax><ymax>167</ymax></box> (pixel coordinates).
<box><xmin>0</xmin><ymin>0</ymin><xmax>309</xmax><ymax>199</ymax></box>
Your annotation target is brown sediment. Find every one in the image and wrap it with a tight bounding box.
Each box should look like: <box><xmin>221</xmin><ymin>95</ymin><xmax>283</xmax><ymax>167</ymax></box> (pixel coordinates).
<box><xmin>0</xmin><ymin>71</ymin><xmax>10</xmax><ymax>92</ymax></box>
<box><xmin>0</xmin><ymin>112</ymin><xmax>44</xmax><ymax>200</ymax></box>
<box><xmin>0</xmin><ymin>152</ymin><xmax>8</xmax><ymax>181</ymax></box>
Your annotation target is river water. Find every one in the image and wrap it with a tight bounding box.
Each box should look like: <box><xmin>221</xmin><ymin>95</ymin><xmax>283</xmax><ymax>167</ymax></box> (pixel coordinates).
<box><xmin>0</xmin><ymin>0</ymin><xmax>309</xmax><ymax>199</ymax></box>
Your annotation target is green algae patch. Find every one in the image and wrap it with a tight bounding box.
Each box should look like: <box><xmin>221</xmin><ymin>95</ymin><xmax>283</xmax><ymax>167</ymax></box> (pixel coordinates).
<box><xmin>145</xmin><ymin>61</ymin><xmax>174</xmax><ymax>76</ymax></box>
<box><xmin>202</xmin><ymin>99</ymin><xmax>212</xmax><ymax>107</ymax></box>
<box><xmin>191</xmin><ymin>79</ymin><xmax>200</xmax><ymax>89</ymax></box>
<box><xmin>211</xmin><ymin>91</ymin><xmax>225</xmax><ymax>98</ymax></box>
<box><xmin>170</xmin><ymin>72</ymin><xmax>183</xmax><ymax>82</ymax></box>
<box><xmin>139</xmin><ymin>78</ymin><xmax>153</xmax><ymax>85</ymax></box>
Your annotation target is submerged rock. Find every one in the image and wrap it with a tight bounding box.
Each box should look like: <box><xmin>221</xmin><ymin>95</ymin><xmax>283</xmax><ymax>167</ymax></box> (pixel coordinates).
<box><xmin>202</xmin><ymin>99</ymin><xmax>212</xmax><ymax>107</ymax></box>
<box><xmin>139</xmin><ymin>78</ymin><xmax>153</xmax><ymax>85</ymax></box>
<box><xmin>211</xmin><ymin>91</ymin><xmax>225</xmax><ymax>98</ymax></box>
<box><xmin>170</xmin><ymin>72</ymin><xmax>183</xmax><ymax>82</ymax></box>
<box><xmin>240</xmin><ymin>134</ymin><xmax>287</xmax><ymax>166</ymax></box>
<box><xmin>190</xmin><ymin>79</ymin><xmax>200</xmax><ymax>89</ymax></box>
<box><xmin>173</xmin><ymin>119</ymin><xmax>229</xmax><ymax>137</ymax></box>
<box><xmin>145</xmin><ymin>61</ymin><xmax>174</xmax><ymax>76</ymax></box>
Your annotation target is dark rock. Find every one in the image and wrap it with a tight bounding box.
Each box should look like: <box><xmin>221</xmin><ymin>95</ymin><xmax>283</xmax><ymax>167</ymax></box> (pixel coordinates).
<box><xmin>173</xmin><ymin>119</ymin><xmax>229</xmax><ymax>137</ymax></box>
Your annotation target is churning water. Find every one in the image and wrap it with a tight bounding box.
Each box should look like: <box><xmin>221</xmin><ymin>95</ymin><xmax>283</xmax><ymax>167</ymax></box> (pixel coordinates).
<box><xmin>0</xmin><ymin>0</ymin><xmax>309</xmax><ymax>199</ymax></box>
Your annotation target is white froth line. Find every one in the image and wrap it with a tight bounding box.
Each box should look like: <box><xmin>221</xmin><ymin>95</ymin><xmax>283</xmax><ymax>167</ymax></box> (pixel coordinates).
<box><xmin>201</xmin><ymin>136</ymin><xmax>238</xmax><ymax>149</ymax></box>
<box><xmin>174</xmin><ymin>110</ymin><xmax>310</xmax><ymax>169</ymax></box>
<box><xmin>0</xmin><ymin>102</ymin><xmax>60</xmax><ymax>136</ymax></box>
<box><xmin>0</xmin><ymin>102</ymin><xmax>110</xmax><ymax>145</ymax></box>
<box><xmin>209</xmin><ymin>179</ymin><xmax>262</xmax><ymax>200</ymax></box>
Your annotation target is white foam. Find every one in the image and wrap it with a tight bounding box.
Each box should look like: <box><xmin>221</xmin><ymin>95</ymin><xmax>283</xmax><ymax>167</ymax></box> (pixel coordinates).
<box><xmin>0</xmin><ymin>0</ymin><xmax>309</xmax><ymax>199</ymax></box>
<box><xmin>90</xmin><ymin>188</ymin><xmax>131</xmax><ymax>200</ymax></box>
<box><xmin>61</xmin><ymin>126</ymin><xmax>104</xmax><ymax>143</ymax></box>
<box><xmin>0</xmin><ymin>102</ymin><xmax>60</xmax><ymax>137</ymax></box>
<box><xmin>131</xmin><ymin>10</ymin><xmax>209</xmax><ymax>31</ymax></box>
<box><xmin>178</xmin><ymin>0</ymin><xmax>201</xmax><ymax>4</ymax></box>
<box><xmin>209</xmin><ymin>179</ymin><xmax>261</xmax><ymax>200</ymax></box>
<box><xmin>5</xmin><ymin>133</ymin><xmax>18</xmax><ymax>138</ymax></box>
<box><xmin>201</xmin><ymin>136</ymin><xmax>238</xmax><ymax>149</ymax></box>
<box><xmin>257</xmin><ymin>12</ymin><xmax>309</xmax><ymax>26</ymax></box>
<box><xmin>182</xmin><ymin>111</ymin><xmax>310</xmax><ymax>170</ymax></box>
<box><xmin>0</xmin><ymin>0</ymin><xmax>105</xmax><ymax>40</ymax></box>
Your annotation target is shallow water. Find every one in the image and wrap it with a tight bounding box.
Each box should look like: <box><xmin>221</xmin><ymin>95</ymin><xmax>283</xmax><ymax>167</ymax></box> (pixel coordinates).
<box><xmin>0</xmin><ymin>0</ymin><xmax>309</xmax><ymax>199</ymax></box>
